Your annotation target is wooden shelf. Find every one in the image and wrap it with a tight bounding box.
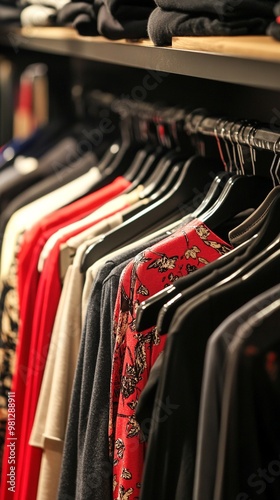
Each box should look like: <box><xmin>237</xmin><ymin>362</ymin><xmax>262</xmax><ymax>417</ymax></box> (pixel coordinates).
<box><xmin>1</xmin><ymin>28</ymin><xmax>280</xmax><ymax>90</ymax></box>
<box><xmin>172</xmin><ymin>36</ymin><xmax>280</xmax><ymax>63</ymax></box>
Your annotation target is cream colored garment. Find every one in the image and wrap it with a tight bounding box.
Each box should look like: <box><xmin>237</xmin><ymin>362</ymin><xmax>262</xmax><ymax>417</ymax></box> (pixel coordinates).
<box><xmin>21</xmin><ymin>5</ymin><xmax>57</xmax><ymax>26</ymax></box>
<box><xmin>0</xmin><ymin>167</ymin><xmax>101</xmax><ymax>277</ymax></box>
<box><xmin>19</xmin><ymin>0</ymin><xmax>68</xmax><ymax>7</ymax></box>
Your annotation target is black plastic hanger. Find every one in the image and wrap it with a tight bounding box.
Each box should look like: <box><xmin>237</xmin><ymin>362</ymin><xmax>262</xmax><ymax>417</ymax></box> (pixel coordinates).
<box><xmin>126</xmin><ymin>161</ymin><xmax>183</xmax><ymax>220</ymax></box>
<box><xmin>201</xmin><ymin>175</ymin><xmax>273</xmax><ymax>228</ymax></box>
<box><xmin>135</xmin><ymin>237</ymin><xmax>251</xmax><ymax>332</ymax></box>
<box><xmin>158</xmin><ymin>189</ymin><xmax>280</xmax><ymax>333</ymax></box>
<box><xmin>95</xmin><ymin>141</ymin><xmax>122</xmax><ymax>173</ymax></box>
<box><xmin>125</xmin><ymin>145</ymin><xmax>168</xmax><ymax>189</ymax></box>
<box><xmin>134</xmin><ymin>172</ymin><xmax>236</xmax><ymax>332</ymax></box>
<box><xmin>122</xmin><ymin>144</ymin><xmax>155</xmax><ymax>180</ymax></box>
<box><xmin>158</xmin><ymin>232</ymin><xmax>280</xmax><ymax>335</ymax></box>
<box><xmin>137</xmin><ymin>150</ymin><xmax>191</xmax><ymax>199</ymax></box>
<box><xmin>191</xmin><ymin>171</ymin><xmax>234</xmax><ymax>219</ymax></box>
<box><xmin>80</xmin><ymin>155</ymin><xmax>223</xmax><ymax>272</ymax></box>
<box><xmin>135</xmin><ymin>187</ymin><xmax>280</xmax><ymax>332</ymax></box>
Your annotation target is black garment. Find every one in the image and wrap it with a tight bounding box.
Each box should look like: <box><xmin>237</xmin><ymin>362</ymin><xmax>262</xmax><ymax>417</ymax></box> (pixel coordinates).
<box><xmin>193</xmin><ymin>284</ymin><xmax>280</xmax><ymax>500</ymax></box>
<box><xmin>156</xmin><ymin>0</ymin><xmax>276</xmax><ymax>20</ymax></box>
<box><xmin>105</xmin><ymin>0</ymin><xmax>154</xmax><ymax>19</ymax></box>
<box><xmin>215</xmin><ymin>300</ymin><xmax>280</xmax><ymax>500</ymax></box>
<box><xmin>57</xmin><ymin>0</ymin><xmax>154</xmax><ymax>38</ymax></box>
<box><xmin>140</xmin><ymin>252</ymin><xmax>280</xmax><ymax>500</ymax></box>
<box><xmin>58</xmin><ymin>235</ymin><xmax>164</xmax><ymax>500</ymax></box>
<box><xmin>136</xmin><ymin>352</ymin><xmax>163</xmax><ymax>440</ymax></box>
<box><xmin>97</xmin><ymin>4</ymin><xmax>150</xmax><ymax>40</ymax></box>
<box><xmin>57</xmin><ymin>1</ymin><xmax>98</xmax><ymax>35</ymax></box>
<box><xmin>148</xmin><ymin>7</ymin><xmax>271</xmax><ymax>46</ymax></box>
<box><xmin>0</xmin><ymin>146</ymin><xmax>95</xmax><ymax>247</ymax></box>
<box><xmin>136</xmin><ymin>234</ymin><xmax>252</xmax><ymax>439</ymax></box>
<box><xmin>0</xmin><ymin>136</ymin><xmax>82</xmax><ymax>215</ymax></box>
<box><xmin>142</xmin><ymin>186</ymin><xmax>280</xmax><ymax>335</ymax></box>
<box><xmin>228</xmin><ymin>186</ymin><xmax>280</xmax><ymax>246</ymax></box>
<box><xmin>136</xmin><ymin>191</ymin><xmax>280</xmax><ymax>440</ymax></box>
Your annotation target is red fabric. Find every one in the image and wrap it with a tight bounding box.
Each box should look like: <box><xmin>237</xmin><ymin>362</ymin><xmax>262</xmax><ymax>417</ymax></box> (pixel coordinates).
<box><xmin>109</xmin><ymin>220</ymin><xmax>233</xmax><ymax>499</ymax></box>
<box><xmin>19</xmin><ymin>202</ymin><xmax>131</xmax><ymax>500</ymax></box>
<box><xmin>0</xmin><ymin>176</ymin><xmax>130</xmax><ymax>500</ymax></box>
<box><xmin>276</xmin><ymin>15</ymin><xmax>280</xmax><ymax>24</ymax></box>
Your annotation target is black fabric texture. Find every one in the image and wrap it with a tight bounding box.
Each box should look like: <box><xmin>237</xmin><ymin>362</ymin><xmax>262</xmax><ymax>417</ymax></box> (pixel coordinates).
<box><xmin>140</xmin><ymin>253</ymin><xmax>280</xmax><ymax>500</ymax></box>
<box><xmin>156</xmin><ymin>0</ymin><xmax>275</xmax><ymax>20</ymax></box>
<box><xmin>228</xmin><ymin>187</ymin><xmax>280</xmax><ymax>247</ymax></box>
<box><xmin>57</xmin><ymin>0</ymin><xmax>154</xmax><ymax>37</ymax></box>
<box><xmin>136</xmin><ymin>234</ymin><xmax>255</xmax><ymax>440</ymax></box>
<box><xmin>105</xmin><ymin>0</ymin><xmax>154</xmax><ymax>19</ymax></box>
<box><xmin>215</xmin><ymin>301</ymin><xmax>280</xmax><ymax>500</ymax></box>
<box><xmin>136</xmin><ymin>191</ymin><xmax>280</xmax><ymax>441</ymax></box>
<box><xmin>107</xmin><ymin>4</ymin><xmax>153</xmax><ymax>21</ymax></box>
<box><xmin>57</xmin><ymin>1</ymin><xmax>98</xmax><ymax>35</ymax></box>
<box><xmin>193</xmin><ymin>284</ymin><xmax>280</xmax><ymax>500</ymax></box>
<box><xmin>97</xmin><ymin>4</ymin><xmax>149</xmax><ymax>39</ymax></box>
<box><xmin>148</xmin><ymin>7</ymin><xmax>271</xmax><ymax>46</ymax></box>
<box><xmin>135</xmin><ymin>352</ymin><xmax>163</xmax><ymax>441</ymax></box>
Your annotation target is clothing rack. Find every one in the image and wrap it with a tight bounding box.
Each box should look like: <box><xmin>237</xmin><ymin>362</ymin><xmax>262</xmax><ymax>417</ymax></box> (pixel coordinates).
<box><xmin>1</xmin><ymin>28</ymin><xmax>280</xmax><ymax>500</ymax></box>
<box><xmin>86</xmin><ymin>93</ymin><xmax>280</xmax><ymax>161</ymax></box>
<box><xmin>185</xmin><ymin>111</ymin><xmax>280</xmax><ymax>153</ymax></box>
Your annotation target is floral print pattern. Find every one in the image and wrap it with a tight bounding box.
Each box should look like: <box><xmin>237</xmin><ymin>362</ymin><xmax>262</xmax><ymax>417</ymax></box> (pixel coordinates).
<box><xmin>109</xmin><ymin>220</ymin><xmax>232</xmax><ymax>499</ymax></box>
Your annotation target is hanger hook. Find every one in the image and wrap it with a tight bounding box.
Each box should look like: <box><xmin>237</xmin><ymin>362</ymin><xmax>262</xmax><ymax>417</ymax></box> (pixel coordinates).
<box><xmin>220</xmin><ymin>119</ymin><xmax>233</xmax><ymax>172</ymax></box>
<box><xmin>232</xmin><ymin>121</ymin><xmax>246</xmax><ymax>175</ymax></box>
<box><xmin>246</xmin><ymin>123</ymin><xmax>258</xmax><ymax>176</ymax></box>
<box><xmin>214</xmin><ymin>117</ymin><xmax>228</xmax><ymax>171</ymax></box>
<box><xmin>226</xmin><ymin>120</ymin><xmax>239</xmax><ymax>174</ymax></box>
<box><xmin>270</xmin><ymin>135</ymin><xmax>280</xmax><ymax>187</ymax></box>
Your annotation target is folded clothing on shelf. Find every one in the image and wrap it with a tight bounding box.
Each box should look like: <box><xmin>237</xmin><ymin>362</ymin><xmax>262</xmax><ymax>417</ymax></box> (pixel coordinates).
<box><xmin>56</xmin><ymin>0</ymin><xmax>99</xmax><ymax>35</ymax></box>
<box><xmin>57</xmin><ymin>0</ymin><xmax>155</xmax><ymax>38</ymax></box>
<box><xmin>148</xmin><ymin>0</ymin><xmax>276</xmax><ymax>46</ymax></box>
<box><xmin>19</xmin><ymin>0</ymin><xmax>68</xmax><ymax>27</ymax></box>
<box><xmin>97</xmin><ymin>1</ymin><xmax>152</xmax><ymax>39</ymax></box>
<box><xmin>155</xmin><ymin>0</ymin><xmax>276</xmax><ymax>20</ymax></box>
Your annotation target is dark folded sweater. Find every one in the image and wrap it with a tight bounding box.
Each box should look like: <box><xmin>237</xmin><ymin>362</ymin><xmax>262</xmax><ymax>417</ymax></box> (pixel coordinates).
<box><xmin>148</xmin><ymin>7</ymin><xmax>271</xmax><ymax>46</ymax></box>
<box><xmin>156</xmin><ymin>0</ymin><xmax>276</xmax><ymax>20</ymax></box>
<box><xmin>97</xmin><ymin>3</ymin><xmax>149</xmax><ymax>39</ymax></box>
<box><xmin>57</xmin><ymin>0</ymin><xmax>98</xmax><ymax>35</ymax></box>
<box><xmin>105</xmin><ymin>0</ymin><xmax>154</xmax><ymax>19</ymax></box>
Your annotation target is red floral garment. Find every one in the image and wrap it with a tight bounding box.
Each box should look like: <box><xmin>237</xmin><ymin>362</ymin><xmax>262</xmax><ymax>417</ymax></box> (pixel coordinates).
<box><xmin>109</xmin><ymin>219</ymin><xmax>233</xmax><ymax>500</ymax></box>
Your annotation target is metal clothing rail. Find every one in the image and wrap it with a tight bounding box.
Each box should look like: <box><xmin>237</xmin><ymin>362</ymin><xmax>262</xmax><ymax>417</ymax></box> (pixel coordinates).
<box><xmin>86</xmin><ymin>91</ymin><xmax>280</xmax><ymax>154</ymax></box>
<box><xmin>185</xmin><ymin>111</ymin><xmax>280</xmax><ymax>153</ymax></box>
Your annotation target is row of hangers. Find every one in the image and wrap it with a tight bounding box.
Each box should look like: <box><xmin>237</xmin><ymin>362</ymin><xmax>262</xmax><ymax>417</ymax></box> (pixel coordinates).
<box><xmin>74</xmin><ymin>91</ymin><xmax>280</xmax><ymax>291</ymax></box>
